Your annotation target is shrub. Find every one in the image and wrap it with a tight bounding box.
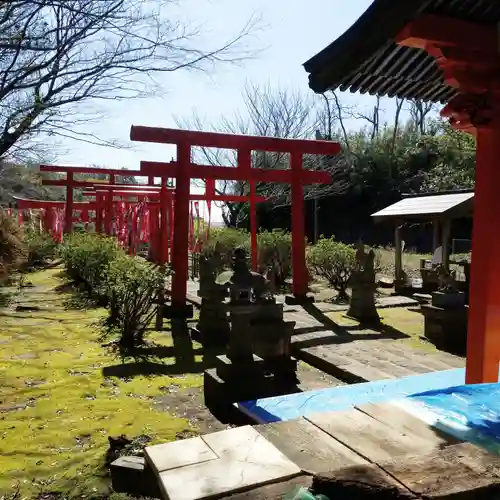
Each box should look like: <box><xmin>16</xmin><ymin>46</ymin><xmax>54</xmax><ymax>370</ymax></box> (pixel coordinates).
<box><xmin>307</xmin><ymin>236</ymin><xmax>357</xmax><ymax>301</ymax></box>
<box><xmin>0</xmin><ymin>210</ymin><xmax>27</xmax><ymax>282</ymax></box>
<box><xmin>23</xmin><ymin>230</ymin><xmax>59</xmax><ymax>269</ymax></box>
<box><xmin>60</xmin><ymin>233</ymin><xmax>124</xmax><ymax>293</ymax></box>
<box><xmin>257</xmin><ymin>229</ymin><xmax>292</xmax><ymax>290</ymax></box>
<box><xmin>102</xmin><ymin>255</ymin><xmax>167</xmax><ymax>349</ymax></box>
<box><xmin>199</xmin><ymin>227</ymin><xmax>250</xmax><ymax>272</ymax></box>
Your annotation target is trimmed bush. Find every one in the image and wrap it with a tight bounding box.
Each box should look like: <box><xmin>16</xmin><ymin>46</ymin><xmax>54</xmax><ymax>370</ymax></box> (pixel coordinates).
<box><xmin>101</xmin><ymin>255</ymin><xmax>167</xmax><ymax>349</ymax></box>
<box><xmin>0</xmin><ymin>210</ymin><xmax>27</xmax><ymax>282</ymax></box>
<box><xmin>257</xmin><ymin>229</ymin><xmax>292</xmax><ymax>290</ymax></box>
<box><xmin>199</xmin><ymin>227</ymin><xmax>250</xmax><ymax>271</ymax></box>
<box><xmin>24</xmin><ymin>230</ymin><xmax>59</xmax><ymax>269</ymax></box>
<box><xmin>60</xmin><ymin>233</ymin><xmax>124</xmax><ymax>293</ymax></box>
<box><xmin>307</xmin><ymin>236</ymin><xmax>357</xmax><ymax>301</ymax></box>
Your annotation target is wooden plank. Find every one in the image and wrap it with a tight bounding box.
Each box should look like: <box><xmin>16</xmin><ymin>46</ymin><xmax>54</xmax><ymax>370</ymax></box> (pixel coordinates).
<box><xmin>298</xmin><ymin>347</ymin><xmax>395</xmax><ymax>382</ymax></box>
<box><xmin>356</xmin><ymin>402</ymin><xmax>460</xmax><ymax>448</ymax></box>
<box><xmin>312</xmin><ymin>464</ymin><xmax>416</xmax><ymax>499</ymax></box>
<box><xmin>256</xmin><ymin>418</ymin><xmax>368</xmax><ymax>474</ymax></box>
<box><xmin>224</xmin><ymin>475</ymin><xmax>312</xmax><ymax>500</ymax></box>
<box><xmin>381</xmin><ymin>443</ymin><xmax>500</xmax><ymax>499</ymax></box>
<box><xmin>306</xmin><ymin>408</ymin><xmax>437</xmax><ymax>464</ymax></box>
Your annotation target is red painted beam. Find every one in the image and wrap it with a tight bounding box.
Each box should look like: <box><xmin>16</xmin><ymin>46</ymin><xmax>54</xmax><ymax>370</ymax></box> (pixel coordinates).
<box><xmin>42</xmin><ymin>179</ymin><xmax>111</xmax><ymax>188</ymax></box>
<box><xmin>83</xmin><ymin>184</ymin><xmax>161</xmax><ymax>191</ymax></box>
<box><xmin>140</xmin><ymin>161</ymin><xmax>331</xmax><ymax>185</ymax></box>
<box><xmin>396</xmin><ymin>14</ymin><xmax>497</xmax><ymax>53</ymax></box>
<box><xmin>40</xmin><ymin>165</ymin><xmax>145</xmax><ymax>177</ymax></box>
<box><xmin>130</xmin><ymin>126</ymin><xmax>341</xmax><ymax>156</ymax></box>
<box><xmin>13</xmin><ymin>196</ymin><xmax>96</xmax><ymax>208</ymax></box>
<box><xmin>87</xmin><ymin>189</ymin><xmax>267</xmax><ymax>203</ymax></box>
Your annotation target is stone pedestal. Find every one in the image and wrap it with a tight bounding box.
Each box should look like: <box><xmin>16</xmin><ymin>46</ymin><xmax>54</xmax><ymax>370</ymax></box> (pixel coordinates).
<box><xmin>431</xmin><ymin>291</ymin><xmax>465</xmax><ymax>309</ymax></box>
<box><xmin>204</xmin><ymin>354</ymin><xmax>285</xmax><ymax>423</ymax></box>
<box><xmin>193</xmin><ymin>297</ymin><xmax>230</xmax><ymax>347</ymax></box>
<box><xmin>421</xmin><ymin>304</ymin><xmax>468</xmax><ymax>355</ymax></box>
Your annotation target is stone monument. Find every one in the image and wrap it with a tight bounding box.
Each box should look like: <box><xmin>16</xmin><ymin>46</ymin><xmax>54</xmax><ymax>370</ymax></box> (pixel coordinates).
<box><xmin>204</xmin><ymin>248</ymin><xmax>298</xmax><ymax>420</ymax></box>
<box><xmin>191</xmin><ymin>253</ymin><xmax>230</xmax><ymax>347</ymax></box>
<box><xmin>347</xmin><ymin>242</ymin><xmax>380</xmax><ymax>324</ymax></box>
<box><xmin>421</xmin><ymin>264</ymin><xmax>467</xmax><ymax>354</ymax></box>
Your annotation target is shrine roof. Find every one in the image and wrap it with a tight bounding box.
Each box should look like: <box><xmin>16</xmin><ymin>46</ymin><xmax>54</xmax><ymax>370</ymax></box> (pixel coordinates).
<box><xmin>371</xmin><ymin>190</ymin><xmax>474</xmax><ymax>221</ymax></box>
<box><xmin>303</xmin><ymin>0</ymin><xmax>500</xmax><ymax>101</ymax></box>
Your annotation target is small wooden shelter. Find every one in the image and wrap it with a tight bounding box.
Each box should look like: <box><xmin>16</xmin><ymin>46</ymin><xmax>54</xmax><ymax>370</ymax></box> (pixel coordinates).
<box><xmin>371</xmin><ymin>190</ymin><xmax>474</xmax><ymax>283</ymax></box>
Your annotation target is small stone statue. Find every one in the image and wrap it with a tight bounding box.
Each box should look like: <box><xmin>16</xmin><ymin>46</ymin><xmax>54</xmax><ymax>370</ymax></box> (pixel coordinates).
<box><xmin>436</xmin><ymin>264</ymin><xmax>459</xmax><ymax>294</ymax></box>
<box><xmin>194</xmin><ymin>253</ymin><xmax>230</xmax><ymax>347</ymax></box>
<box><xmin>216</xmin><ymin>247</ymin><xmax>274</xmax><ymax>304</ymax></box>
<box><xmin>347</xmin><ymin>242</ymin><xmax>380</xmax><ymax>324</ymax></box>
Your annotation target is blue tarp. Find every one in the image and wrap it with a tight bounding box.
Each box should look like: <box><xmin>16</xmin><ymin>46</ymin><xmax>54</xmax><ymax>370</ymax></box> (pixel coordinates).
<box><xmin>409</xmin><ymin>383</ymin><xmax>500</xmax><ymax>454</ymax></box>
<box><xmin>239</xmin><ymin>367</ymin><xmax>470</xmax><ymax>423</ymax></box>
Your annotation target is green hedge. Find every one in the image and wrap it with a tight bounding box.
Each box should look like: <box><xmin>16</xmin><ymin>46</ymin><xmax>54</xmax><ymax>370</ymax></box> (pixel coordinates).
<box><xmin>197</xmin><ymin>227</ymin><xmax>293</xmax><ymax>289</ymax></box>
<box><xmin>59</xmin><ymin>233</ymin><xmax>166</xmax><ymax>349</ymax></box>
<box><xmin>24</xmin><ymin>230</ymin><xmax>59</xmax><ymax>269</ymax></box>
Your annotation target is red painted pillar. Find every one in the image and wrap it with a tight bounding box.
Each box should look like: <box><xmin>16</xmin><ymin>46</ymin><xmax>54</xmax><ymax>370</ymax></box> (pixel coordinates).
<box><xmin>465</xmin><ymin>119</ymin><xmax>500</xmax><ymax>384</ymax></box>
<box><xmin>64</xmin><ymin>172</ymin><xmax>74</xmax><ymax>234</ymax></box>
<box><xmin>290</xmin><ymin>151</ymin><xmax>308</xmax><ymax>298</ymax></box>
<box><xmin>171</xmin><ymin>142</ymin><xmax>191</xmax><ymax>309</ymax></box>
<box><xmin>96</xmin><ymin>193</ymin><xmax>103</xmax><ymax>233</ymax></box>
<box><xmin>237</xmin><ymin>149</ymin><xmax>258</xmax><ymax>270</ymax></box>
<box><xmin>159</xmin><ymin>178</ymin><xmax>169</xmax><ymax>265</ymax></box>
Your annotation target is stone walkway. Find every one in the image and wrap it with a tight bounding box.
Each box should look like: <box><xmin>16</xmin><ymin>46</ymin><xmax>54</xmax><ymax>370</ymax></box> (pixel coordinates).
<box><xmin>184</xmin><ymin>280</ymin><xmax>464</xmax><ymax>383</ymax></box>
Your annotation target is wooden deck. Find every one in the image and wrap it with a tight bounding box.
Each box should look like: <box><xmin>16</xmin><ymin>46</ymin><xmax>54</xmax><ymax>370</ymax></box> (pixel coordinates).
<box><xmin>185</xmin><ymin>279</ymin><xmax>464</xmax><ymax>384</ymax></box>
<box><xmin>140</xmin><ymin>401</ymin><xmax>500</xmax><ymax>500</ymax></box>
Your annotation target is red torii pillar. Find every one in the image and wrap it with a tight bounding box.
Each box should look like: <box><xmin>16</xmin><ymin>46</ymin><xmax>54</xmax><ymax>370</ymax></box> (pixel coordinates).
<box><xmin>397</xmin><ymin>14</ymin><xmax>500</xmax><ymax>383</ymax></box>
<box><xmin>87</xmin><ymin>184</ymin><xmax>267</xmax><ymax>264</ymax></box>
<box><xmin>130</xmin><ymin>126</ymin><xmax>338</xmax><ymax>314</ymax></box>
<box><xmin>40</xmin><ymin>165</ymin><xmax>147</xmax><ymax>234</ymax></box>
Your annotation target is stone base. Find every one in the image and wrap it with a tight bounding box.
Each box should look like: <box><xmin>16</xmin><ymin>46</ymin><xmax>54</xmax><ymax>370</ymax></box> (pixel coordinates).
<box><xmin>110</xmin><ymin>455</ymin><xmax>162</xmax><ymax>498</ymax></box>
<box><xmin>421</xmin><ymin>304</ymin><xmax>468</xmax><ymax>355</ymax></box>
<box><xmin>190</xmin><ymin>325</ymin><xmax>229</xmax><ymax>348</ymax></box>
<box><xmin>285</xmin><ymin>294</ymin><xmax>315</xmax><ymax>306</ymax></box>
<box><xmin>162</xmin><ymin>303</ymin><xmax>194</xmax><ymax>319</ymax></box>
<box><xmin>431</xmin><ymin>291</ymin><xmax>465</xmax><ymax>309</ymax></box>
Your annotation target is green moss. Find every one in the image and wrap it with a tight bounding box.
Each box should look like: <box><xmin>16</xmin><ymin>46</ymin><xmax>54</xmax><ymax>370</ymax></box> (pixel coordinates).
<box><xmin>0</xmin><ymin>268</ymin><xmax>202</xmax><ymax>498</ymax></box>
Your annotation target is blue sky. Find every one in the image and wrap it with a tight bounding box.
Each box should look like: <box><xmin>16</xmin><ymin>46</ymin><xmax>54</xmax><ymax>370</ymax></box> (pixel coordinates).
<box><xmin>52</xmin><ymin>0</ymin><xmax>381</xmax><ymax>222</ymax></box>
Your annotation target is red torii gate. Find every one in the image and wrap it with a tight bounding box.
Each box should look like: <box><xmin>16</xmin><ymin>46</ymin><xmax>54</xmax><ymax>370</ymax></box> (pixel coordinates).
<box><xmin>40</xmin><ymin>165</ymin><xmax>153</xmax><ymax>233</ymax></box>
<box><xmin>84</xmin><ymin>182</ymin><xmax>267</xmax><ymax>266</ymax></box>
<box><xmin>396</xmin><ymin>14</ymin><xmax>500</xmax><ymax>383</ymax></box>
<box><xmin>130</xmin><ymin>126</ymin><xmax>339</xmax><ymax>314</ymax></box>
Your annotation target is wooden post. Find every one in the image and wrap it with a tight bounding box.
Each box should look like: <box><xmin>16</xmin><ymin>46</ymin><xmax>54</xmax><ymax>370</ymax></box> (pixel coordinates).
<box><xmin>64</xmin><ymin>172</ymin><xmax>74</xmax><ymax>234</ymax></box>
<box><xmin>170</xmin><ymin>142</ymin><xmax>191</xmax><ymax>310</ymax></box>
<box><xmin>238</xmin><ymin>149</ymin><xmax>258</xmax><ymax>271</ymax></box>
<box><xmin>291</xmin><ymin>151</ymin><xmax>308</xmax><ymax>298</ymax></box>
<box><xmin>432</xmin><ymin>220</ymin><xmax>440</xmax><ymax>251</ymax></box>
<box><xmin>394</xmin><ymin>221</ymin><xmax>403</xmax><ymax>283</ymax></box>
<box><xmin>466</xmin><ymin>122</ymin><xmax>500</xmax><ymax>384</ymax></box>
<box><xmin>441</xmin><ymin>218</ymin><xmax>451</xmax><ymax>271</ymax></box>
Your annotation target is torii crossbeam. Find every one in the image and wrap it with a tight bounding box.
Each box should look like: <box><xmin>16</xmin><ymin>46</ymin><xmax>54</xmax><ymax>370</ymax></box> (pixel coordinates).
<box><xmin>130</xmin><ymin>126</ymin><xmax>340</xmax><ymax>314</ymax></box>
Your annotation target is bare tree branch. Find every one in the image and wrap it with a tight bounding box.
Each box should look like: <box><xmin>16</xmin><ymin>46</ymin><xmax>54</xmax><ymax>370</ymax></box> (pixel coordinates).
<box><xmin>0</xmin><ymin>0</ymin><xmax>263</xmax><ymax>160</ymax></box>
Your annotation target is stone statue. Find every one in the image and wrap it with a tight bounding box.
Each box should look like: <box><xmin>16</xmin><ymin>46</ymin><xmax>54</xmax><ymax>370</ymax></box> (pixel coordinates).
<box><xmin>193</xmin><ymin>253</ymin><xmax>230</xmax><ymax>347</ymax></box>
<box><xmin>436</xmin><ymin>264</ymin><xmax>459</xmax><ymax>294</ymax></box>
<box><xmin>347</xmin><ymin>242</ymin><xmax>380</xmax><ymax>324</ymax></box>
<box><xmin>216</xmin><ymin>247</ymin><xmax>274</xmax><ymax>304</ymax></box>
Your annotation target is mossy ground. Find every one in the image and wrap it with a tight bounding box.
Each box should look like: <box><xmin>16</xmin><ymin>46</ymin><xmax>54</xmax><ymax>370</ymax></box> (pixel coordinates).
<box><xmin>0</xmin><ymin>268</ymin><xmax>207</xmax><ymax>498</ymax></box>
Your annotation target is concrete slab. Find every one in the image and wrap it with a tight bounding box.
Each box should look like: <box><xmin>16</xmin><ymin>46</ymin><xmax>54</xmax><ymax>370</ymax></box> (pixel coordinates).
<box><xmin>145</xmin><ymin>436</ymin><xmax>218</xmax><ymax>475</ymax></box>
<box><xmin>158</xmin><ymin>426</ymin><xmax>301</xmax><ymax>500</ymax></box>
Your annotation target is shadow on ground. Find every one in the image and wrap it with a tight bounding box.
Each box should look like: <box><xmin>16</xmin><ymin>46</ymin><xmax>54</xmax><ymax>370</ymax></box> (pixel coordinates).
<box><xmin>292</xmin><ymin>302</ymin><xmax>409</xmax><ymax>350</ymax></box>
<box><xmin>102</xmin><ymin>319</ymin><xmax>224</xmax><ymax>378</ymax></box>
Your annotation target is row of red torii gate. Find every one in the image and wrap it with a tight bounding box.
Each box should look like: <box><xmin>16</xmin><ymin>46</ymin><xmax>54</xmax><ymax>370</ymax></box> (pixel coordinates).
<box><xmin>12</xmin><ymin>126</ymin><xmax>340</xmax><ymax>314</ymax></box>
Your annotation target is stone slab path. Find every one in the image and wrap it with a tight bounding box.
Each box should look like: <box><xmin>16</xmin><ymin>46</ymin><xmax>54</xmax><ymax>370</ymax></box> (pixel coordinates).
<box><xmin>185</xmin><ymin>280</ymin><xmax>464</xmax><ymax>383</ymax></box>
